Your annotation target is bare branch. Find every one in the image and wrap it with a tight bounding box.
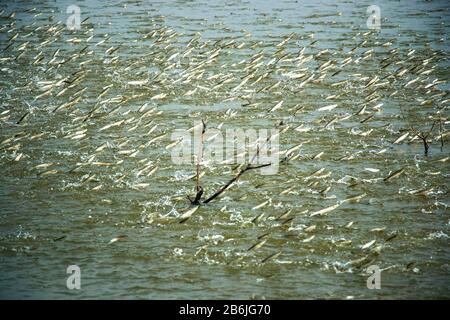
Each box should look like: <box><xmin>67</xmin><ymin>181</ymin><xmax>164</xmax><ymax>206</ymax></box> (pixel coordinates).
<box><xmin>203</xmin><ymin>163</ymin><xmax>271</xmax><ymax>204</ymax></box>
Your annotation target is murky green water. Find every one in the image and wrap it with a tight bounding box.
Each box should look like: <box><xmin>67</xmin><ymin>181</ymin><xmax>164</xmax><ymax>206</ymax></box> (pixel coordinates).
<box><xmin>0</xmin><ymin>0</ymin><xmax>449</xmax><ymax>299</ymax></box>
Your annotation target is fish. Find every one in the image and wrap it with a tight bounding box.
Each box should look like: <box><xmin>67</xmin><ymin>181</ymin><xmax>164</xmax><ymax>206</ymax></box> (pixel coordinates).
<box><xmin>14</xmin><ymin>153</ymin><xmax>23</xmax><ymax>161</ymax></box>
<box><xmin>261</xmin><ymin>251</ymin><xmax>282</xmax><ymax>263</ymax></box>
<box><xmin>39</xmin><ymin>169</ymin><xmax>58</xmax><ymax>176</ymax></box>
<box><xmin>247</xmin><ymin>239</ymin><xmax>267</xmax><ymax>251</ymax></box>
<box><xmin>280</xmin><ymin>186</ymin><xmax>295</xmax><ymax>195</ymax></box>
<box><xmin>385</xmin><ymin>234</ymin><xmax>398</xmax><ymax>242</ymax></box>
<box><xmin>166</xmin><ymin>138</ymin><xmax>183</xmax><ymax>150</ymax></box>
<box><xmin>405</xmin><ymin>261</ymin><xmax>416</xmax><ymax>270</ymax></box>
<box><xmin>383</xmin><ymin>168</ymin><xmax>405</xmax><ymax>181</ymax></box>
<box><xmin>251</xmin><ymin>212</ymin><xmax>265</xmax><ymax>224</ymax></box>
<box><xmin>310</xmin><ymin>203</ymin><xmax>340</xmax><ymax>217</ymax></box>
<box><xmin>342</xmin><ymin>193</ymin><xmax>367</xmax><ymax>203</ymax></box>
<box><xmin>360</xmin><ymin>114</ymin><xmax>374</xmax><ymax>123</ymax></box>
<box><xmin>133</xmin><ymin>183</ymin><xmax>150</xmax><ymax>189</ymax></box>
<box><xmin>276</xmin><ymin>209</ymin><xmax>292</xmax><ymax>221</ymax></box>
<box><xmin>98</xmin><ymin>120</ymin><xmax>125</xmax><ymax>132</ymax></box>
<box><xmin>269</xmin><ymin>100</ymin><xmax>284</xmax><ymax>112</ymax></box>
<box><xmin>257</xmin><ymin>232</ymin><xmax>270</xmax><ymax>240</ymax></box>
<box><xmin>345</xmin><ymin>255</ymin><xmax>373</xmax><ymax>268</ymax></box>
<box><xmin>151</xmin><ymin>93</ymin><xmax>167</xmax><ymax>100</ymax></box>
<box><xmin>179</xmin><ymin>206</ymin><xmax>199</xmax><ymax>223</ymax></box>
<box><xmin>318</xmin><ymin>104</ymin><xmax>337</xmax><ymax>112</ymax></box>
<box><xmin>361</xmin><ymin>240</ymin><xmax>376</xmax><ymax>250</ymax></box>
<box><xmin>109</xmin><ymin>235</ymin><xmax>127</xmax><ymax>244</ymax></box>
<box><xmin>312</xmin><ymin>151</ymin><xmax>324</xmax><ymax>160</ymax></box>
<box><xmin>393</xmin><ymin>132</ymin><xmax>409</xmax><ymax>144</ymax></box>
<box><xmin>252</xmin><ymin>200</ymin><xmax>269</xmax><ymax>210</ymax></box>
<box><xmin>33</xmin><ymin>163</ymin><xmax>54</xmax><ymax>170</ymax></box>
<box><xmin>127</xmin><ymin>80</ymin><xmax>148</xmax><ymax>86</ymax></box>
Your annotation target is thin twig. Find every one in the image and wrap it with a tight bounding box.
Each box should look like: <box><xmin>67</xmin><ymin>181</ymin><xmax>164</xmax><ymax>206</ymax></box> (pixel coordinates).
<box><xmin>188</xmin><ymin>186</ymin><xmax>204</xmax><ymax>205</ymax></box>
<box><xmin>195</xmin><ymin>119</ymin><xmax>206</xmax><ymax>192</ymax></box>
<box><xmin>400</xmin><ymin>106</ymin><xmax>437</xmax><ymax>155</ymax></box>
<box><xmin>202</xmin><ymin>128</ymin><xmax>277</xmax><ymax>204</ymax></box>
<box><xmin>203</xmin><ymin>163</ymin><xmax>271</xmax><ymax>204</ymax></box>
<box><xmin>190</xmin><ymin>120</ymin><xmax>206</xmax><ymax>205</ymax></box>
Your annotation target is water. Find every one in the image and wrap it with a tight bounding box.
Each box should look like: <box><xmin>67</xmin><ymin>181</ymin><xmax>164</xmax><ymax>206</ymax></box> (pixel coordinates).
<box><xmin>0</xmin><ymin>0</ymin><xmax>449</xmax><ymax>299</ymax></box>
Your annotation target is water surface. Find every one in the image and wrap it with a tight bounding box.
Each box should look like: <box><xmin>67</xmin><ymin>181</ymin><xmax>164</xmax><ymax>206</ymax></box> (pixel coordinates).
<box><xmin>0</xmin><ymin>0</ymin><xmax>449</xmax><ymax>299</ymax></box>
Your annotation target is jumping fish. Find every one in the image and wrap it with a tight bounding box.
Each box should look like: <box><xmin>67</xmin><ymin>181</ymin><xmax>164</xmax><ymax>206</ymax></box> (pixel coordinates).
<box><xmin>310</xmin><ymin>203</ymin><xmax>340</xmax><ymax>217</ymax></box>
<box><xmin>383</xmin><ymin>168</ymin><xmax>405</xmax><ymax>181</ymax></box>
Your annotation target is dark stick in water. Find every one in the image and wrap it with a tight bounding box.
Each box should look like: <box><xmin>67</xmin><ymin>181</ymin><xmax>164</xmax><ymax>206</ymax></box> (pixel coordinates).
<box><xmin>196</xmin><ymin>119</ymin><xmax>206</xmax><ymax>192</ymax></box>
<box><xmin>400</xmin><ymin>106</ymin><xmax>438</xmax><ymax>156</ymax></box>
<box><xmin>203</xmin><ymin>163</ymin><xmax>271</xmax><ymax>204</ymax></box>
<box><xmin>189</xmin><ymin>119</ymin><xmax>206</xmax><ymax>205</ymax></box>
<box><xmin>202</xmin><ymin>127</ymin><xmax>276</xmax><ymax>204</ymax></box>
<box><xmin>188</xmin><ymin>186</ymin><xmax>203</xmax><ymax>205</ymax></box>
<box><xmin>410</xmin><ymin>121</ymin><xmax>436</xmax><ymax>156</ymax></box>
<box><xmin>439</xmin><ymin>116</ymin><xmax>444</xmax><ymax>151</ymax></box>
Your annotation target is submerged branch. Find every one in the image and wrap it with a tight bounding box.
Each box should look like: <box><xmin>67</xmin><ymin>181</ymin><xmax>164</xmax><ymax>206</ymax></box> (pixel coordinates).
<box><xmin>410</xmin><ymin>120</ymin><xmax>437</xmax><ymax>156</ymax></box>
<box><xmin>196</xmin><ymin>119</ymin><xmax>207</xmax><ymax>192</ymax></box>
<box><xmin>189</xmin><ymin>119</ymin><xmax>206</xmax><ymax>205</ymax></box>
<box><xmin>188</xmin><ymin>124</ymin><xmax>275</xmax><ymax>205</ymax></box>
<box><xmin>400</xmin><ymin>107</ymin><xmax>439</xmax><ymax>156</ymax></box>
<box><xmin>188</xmin><ymin>186</ymin><xmax>204</xmax><ymax>205</ymax></box>
<box><xmin>203</xmin><ymin>163</ymin><xmax>271</xmax><ymax>204</ymax></box>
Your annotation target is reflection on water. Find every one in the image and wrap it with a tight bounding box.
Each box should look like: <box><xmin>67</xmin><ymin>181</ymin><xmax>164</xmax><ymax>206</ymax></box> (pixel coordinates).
<box><xmin>0</xmin><ymin>0</ymin><xmax>449</xmax><ymax>299</ymax></box>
